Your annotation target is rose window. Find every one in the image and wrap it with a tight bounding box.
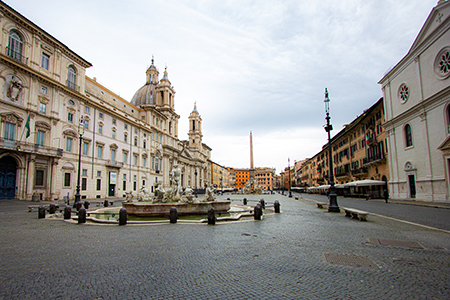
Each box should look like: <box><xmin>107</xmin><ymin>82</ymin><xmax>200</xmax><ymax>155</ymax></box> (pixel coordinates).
<box><xmin>435</xmin><ymin>47</ymin><xmax>450</xmax><ymax>79</ymax></box>
<box><xmin>399</xmin><ymin>84</ymin><xmax>409</xmax><ymax>103</ymax></box>
<box><xmin>438</xmin><ymin>50</ymin><xmax>450</xmax><ymax>75</ymax></box>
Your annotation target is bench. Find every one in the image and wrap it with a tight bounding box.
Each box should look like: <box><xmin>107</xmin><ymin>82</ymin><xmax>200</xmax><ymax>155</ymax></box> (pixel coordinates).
<box><xmin>344</xmin><ymin>208</ymin><xmax>369</xmax><ymax>221</ymax></box>
<box><xmin>316</xmin><ymin>202</ymin><xmax>328</xmax><ymax>209</ymax></box>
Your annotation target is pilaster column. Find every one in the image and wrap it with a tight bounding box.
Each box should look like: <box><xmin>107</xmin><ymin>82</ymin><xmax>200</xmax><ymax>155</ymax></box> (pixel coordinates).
<box><xmin>50</xmin><ymin>159</ymin><xmax>59</xmax><ymax>200</ymax></box>
<box><xmin>26</xmin><ymin>155</ymin><xmax>36</xmax><ymax>200</ymax></box>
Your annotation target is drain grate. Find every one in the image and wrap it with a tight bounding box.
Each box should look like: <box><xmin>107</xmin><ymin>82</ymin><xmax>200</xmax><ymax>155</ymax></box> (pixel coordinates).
<box><xmin>324</xmin><ymin>253</ymin><xmax>378</xmax><ymax>268</ymax></box>
<box><xmin>368</xmin><ymin>238</ymin><xmax>424</xmax><ymax>249</ymax></box>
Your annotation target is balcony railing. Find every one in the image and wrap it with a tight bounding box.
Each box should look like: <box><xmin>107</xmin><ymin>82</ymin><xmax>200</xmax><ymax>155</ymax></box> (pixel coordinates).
<box><xmin>0</xmin><ymin>138</ymin><xmax>63</xmax><ymax>157</ymax></box>
<box><xmin>351</xmin><ymin>167</ymin><xmax>368</xmax><ymax>175</ymax></box>
<box><xmin>105</xmin><ymin>160</ymin><xmax>124</xmax><ymax>168</ymax></box>
<box><xmin>66</xmin><ymin>80</ymin><xmax>80</xmax><ymax>92</ymax></box>
<box><xmin>363</xmin><ymin>153</ymin><xmax>385</xmax><ymax>165</ymax></box>
<box><xmin>368</xmin><ymin>135</ymin><xmax>377</xmax><ymax>145</ymax></box>
<box><xmin>5</xmin><ymin>47</ymin><xmax>28</xmax><ymax>65</ymax></box>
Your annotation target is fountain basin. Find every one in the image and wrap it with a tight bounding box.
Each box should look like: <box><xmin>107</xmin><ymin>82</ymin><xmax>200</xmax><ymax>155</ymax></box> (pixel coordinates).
<box><xmin>122</xmin><ymin>200</ymin><xmax>231</xmax><ymax>216</ymax></box>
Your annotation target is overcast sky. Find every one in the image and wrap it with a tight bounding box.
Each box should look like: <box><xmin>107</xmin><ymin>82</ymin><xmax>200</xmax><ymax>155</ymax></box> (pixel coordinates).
<box><xmin>7</xmin><ymin>0</ymin><xmax>438</xmax><ymax>174</ymax></box>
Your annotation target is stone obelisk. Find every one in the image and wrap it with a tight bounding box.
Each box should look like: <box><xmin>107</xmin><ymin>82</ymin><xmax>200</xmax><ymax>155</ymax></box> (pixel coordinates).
<box><xmin>249</xmin><ymin>131</ymin><xmax>255</xmax><ymax>181</ymax></box>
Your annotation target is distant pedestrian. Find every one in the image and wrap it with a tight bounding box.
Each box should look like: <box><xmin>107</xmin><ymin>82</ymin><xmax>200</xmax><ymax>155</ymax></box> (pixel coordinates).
<box><xmin>384</xmin><ymin>190</ymin><xmax>389</xmax><ymax>203</ymax></box>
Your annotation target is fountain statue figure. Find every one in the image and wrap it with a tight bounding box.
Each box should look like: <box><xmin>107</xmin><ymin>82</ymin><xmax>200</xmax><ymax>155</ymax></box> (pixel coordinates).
<box><xmin>203</xmin><ymin>184</ymin><xmax>216</xmax><ymax>202</ymax></box>
<box><xmin>154</xmin><ymin>183</ymin><xmax>166</xmax><ymax>203</ymax></box>
<box><xmin>170</xmin><ymin>164</ymin><xmax>182</xmax><ymax>201</ymax></box>
<box><xmin>180</xmin><ymin>187</ymin><xmax>195</xmax><ymax>203</ymax></box>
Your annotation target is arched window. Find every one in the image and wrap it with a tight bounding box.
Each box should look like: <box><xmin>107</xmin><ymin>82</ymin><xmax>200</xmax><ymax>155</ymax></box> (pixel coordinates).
<box><xmin>8</xmin><ymin>30</ymin><xmax>23</xmax><ymax>62</ymax></box>
<box><xmin>67</xmin><ymin>66</ymin><xmax>77</xmax><ymax>90</ymax></box>
<box><xmin>405</xmin><ymin>124</ymin><xmax>413</xmax><ymax>147</ymax></box>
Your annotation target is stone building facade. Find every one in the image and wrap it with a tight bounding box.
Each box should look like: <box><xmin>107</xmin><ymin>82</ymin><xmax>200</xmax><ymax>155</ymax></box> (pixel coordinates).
<box><xmin>0</xmin><ymin>1</ymin><xmax>211</xmax><ymax>201</ymax></box>
<box><xmin>299</xmin><ymin>98</ymin><xmax>389</xmax><ymax>192</ymax></box>
<box><xmin>379</xmin><ymin>0</ymin><xmax>450</xmax><ymax>202</ymax></box>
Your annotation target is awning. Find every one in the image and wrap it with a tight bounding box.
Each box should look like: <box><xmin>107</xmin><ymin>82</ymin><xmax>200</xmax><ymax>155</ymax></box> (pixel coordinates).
<box><xmin>342</xmin><ymin>180</ymin><xmax>387</xmax><ymax>187</ymax></box>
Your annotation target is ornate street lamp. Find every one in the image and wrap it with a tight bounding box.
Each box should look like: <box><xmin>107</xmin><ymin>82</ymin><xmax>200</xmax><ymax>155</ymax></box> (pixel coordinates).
<box><xmin>74</xmin><ymin>116</ymin><xmax>85</xmax><ymax>210</ymax></box>
<box><xmin>194</xmin><ymin>163</ymin><xmax>198</xmax><ymax>198</ymax></box>
<box><xmin>288</xmin><ymin>158</ymin><xmax>292</xmax><ymax>197</ymax></box>
<box><xmin>324</xmin><ymin>88</ymin><xmax>340</xmax><ymax>212</ymax></box>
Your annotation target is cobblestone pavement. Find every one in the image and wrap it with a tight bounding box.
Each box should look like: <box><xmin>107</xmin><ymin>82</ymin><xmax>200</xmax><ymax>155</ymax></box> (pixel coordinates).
<box><xmin>0</xmin><ymin>195</ymin><xmax>449</xmax><ymax>299</ymax></box>
<box><xmin>296</xmin><ymin>192</ymin><xmax>450</xmax><ymax>232</ymax></box>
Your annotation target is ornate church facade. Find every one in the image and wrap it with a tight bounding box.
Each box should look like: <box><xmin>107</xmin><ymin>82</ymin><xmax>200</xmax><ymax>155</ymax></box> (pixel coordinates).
<box><xmin>0</xmin><ymin>1</ymin><xmax>211</xmax><ymax>201</ymax></box>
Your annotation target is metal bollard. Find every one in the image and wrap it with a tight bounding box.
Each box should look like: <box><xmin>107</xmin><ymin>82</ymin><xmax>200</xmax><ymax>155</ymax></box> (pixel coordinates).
<box><xmin>75</xmin><ymin>202</ymin><xmax>82</xmax><ymax>211</ymax></box>
<box><xmin>119</xmin><ymin>208</ymin><xmax>127</xmax><ymax>225</ymax></box>
<box><xmin>243</xmin><ymin>198</ymin><xmax>247</xmax><ymax>205</ymax></box>
<box><xmin>259</xmin><ymin>199</ymin><xmax>265</xmax><ymax>209</ymax></box>
<box><xmin>83</xmin><ymin>201</ymin><xmax>90</xmax><ymax>210</ymax></box>
<box><xmin>38</xmin><ymin>205</ymin><xmax>46</xmax><ymax>219</ymax></box>
<box><xmin>169</xmin><ymin>207</ymin><xmax>177</xmax><ymax>224</ymax></box>
<box><xmin>104</xmin><ymin>200</ymin><xmax>109</xmax><ymax>207</ymax></box>
<box><xmin>78</xmin><ymin>207</ymin><xmax>86</xmax><ymax>224</ymax></box>
<box><xmin>64</xmin><ymin>205</ymin><xmax>72</xmax><ymax>219</ymax></box>
<box><xmin>207</xmin><ymin>207</ymin><xmax>216</xmax><ymax>225</ymax></box>
<box><xmin>254</xmin><ymin>204</ymin><xmax>262</xmax><ymax>220</ymax></box>
<box><xmin>274</xmin><ymin>200</ymin><xmax>280</xmax><ymax>213</ymax></box>
<box><xmin>49</xmin><ymin>203</ymin><xmax>56</xmax><ymax>214</ymax></box>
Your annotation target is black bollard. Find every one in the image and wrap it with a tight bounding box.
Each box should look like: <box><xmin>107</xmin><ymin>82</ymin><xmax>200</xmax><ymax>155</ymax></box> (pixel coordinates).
<box><xmin>254</xmin><ymin>204</ymin><xmax>262</xmax><ymax>220</ymax></box>
<box><xmin>207</xmin><ymin>207</ymin><xmax>216</xmax><ymax>225</ymax></box>
<box><xmin>83</xmin><ymin>201</ymin><xmax>90</xmax><ymax>210</ymax></box>
<box><xmin>227</xmin><ymin>198</ymin><xmax>230</xmax><ymax>201</ymax></box>
<box><xmin>38</xmin><ymin>205</ymin><xmax>46</xmax><ymax>219</ymax></box>
<box><xmin>104</xmin><ymin>200</ymin><xmax>109</xmax><ymax>207</ymax></box>
<box><xmin>78</xmin><ymin>207</ymin><xmax>86</xmax><ymax>224</ymax></box>
<box><xmin>119</xmin><ymin>208</ymin><xmax>127</xmax><ymax>226</ymax></box>
<box><xmin>49</xmin><ymin>203</ymin><xmax>56</xmax><ymax>214</ymax></box>
<box><xmin>75</xmin><ymin>202</ymin><xmax>82</xmax><ymax>211</ymax></box>
<box><xmin>169</xmin><ymin>207</ymin><xmax>177</xmax><ymax>224</ymax></box>
<box><xmin>274</xmin><ymin>200</ymin><xmax>280</xmax><ymax>213</ymax></box>
<box><xmin>64</xmin><ymin>205</ymin><xmax>72</xmax><ymax>219</ymax></box>
<box><xmin>259</xmin><ymin>199</ymin><xmax>265</xmax><ymax>209</ymax></box>
<box><xmin>243</xmin><ymin>198</ymin><xmax>247</xmax><ymax>205</ymax></box>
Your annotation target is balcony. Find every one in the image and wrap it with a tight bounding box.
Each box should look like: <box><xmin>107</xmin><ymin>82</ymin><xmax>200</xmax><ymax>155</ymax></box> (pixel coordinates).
<box><xmin>351</xmin><ymin>167</ymin><xmax>368</xmax><ymax>175</ymax></box>
<box><xmin>363</xmin><ymin>153</ymin><xmax>385</xmax><ymax>165</ymax></box>
<box><xmin>5</xmin><ymin>47</ymin><xmax>28</xmax><ymax>65</ymax></box>
<box><xmin>335</xmin><ymin>170</ymin><xmax>350</xmax><ymax>178</ymax></box>
<box><xmin>105</xmin><ymin>160</ymin><xmax>124</xmax><ymax>168</ymax></box>
<box><xmin>66</xmin><ymin>80</ymin><xmax>80</xmax><ymax>92</ymax></box>
<box><xmin>367</xmin><ymin>135</ymin><xmax>377</xmax><ymax>146</ymax></box>
<box><xmin>0</xmin><ymin>138</ymin><xmax>63</xmax><ymax>157</ymax></box>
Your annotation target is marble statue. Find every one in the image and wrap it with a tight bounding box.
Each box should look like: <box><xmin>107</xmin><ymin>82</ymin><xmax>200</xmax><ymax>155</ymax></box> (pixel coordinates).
<box><xmin>203</xmin><ymin>184</ymin><xmax>216</xmax><ymax>202</ymax></box>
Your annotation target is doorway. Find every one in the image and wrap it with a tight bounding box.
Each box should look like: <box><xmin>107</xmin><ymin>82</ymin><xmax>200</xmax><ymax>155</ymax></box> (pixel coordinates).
<box><xmin>108</xmin><ymin>171</ymin><xmax>117</xmax><ymax>197</ymax></box>
<box><xmin>408</xmin><ymin>174</ymin><xmax>416</xmax><ymax>198</ymax></box>
<box><xmin>0</xmin><ymin>156</ymin><xmax>16</xmax><ymax>199</ymax></box>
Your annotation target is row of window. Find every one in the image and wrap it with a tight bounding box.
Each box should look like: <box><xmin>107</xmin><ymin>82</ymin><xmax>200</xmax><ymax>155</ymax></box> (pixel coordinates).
<box><xmin>63</xmin><ymin>172</ymin><xmax>152</xmax><ymax>192</ymax></box>
<box><xmin>8</xmin><ymin>29</ymin><xmax>78</xmax><ymax>90</ymax></box>
<box><xmin>65</xmin><ymin>138</ymin><xmax>161</xmax><ymax>170</ymax></box>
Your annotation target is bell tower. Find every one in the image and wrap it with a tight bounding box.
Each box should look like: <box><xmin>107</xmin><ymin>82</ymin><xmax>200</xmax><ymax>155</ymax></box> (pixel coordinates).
<box><xmin>188</xmin><ymin>102</ymin><xmax>202</xmax><ymax>150</ymax></box>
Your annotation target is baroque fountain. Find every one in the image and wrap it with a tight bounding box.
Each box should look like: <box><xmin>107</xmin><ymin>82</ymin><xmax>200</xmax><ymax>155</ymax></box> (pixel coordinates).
<box><xmin>122</xmin><ymin>164</ymin><xmax>231</xmax><ymax>217</ymax></box>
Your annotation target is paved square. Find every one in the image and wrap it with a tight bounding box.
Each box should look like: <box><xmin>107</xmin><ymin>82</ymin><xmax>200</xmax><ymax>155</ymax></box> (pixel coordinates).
<box><xmin>0</xmin><ymin>195</ymin><xmax>448</xmax><ymax>299</ymax></box>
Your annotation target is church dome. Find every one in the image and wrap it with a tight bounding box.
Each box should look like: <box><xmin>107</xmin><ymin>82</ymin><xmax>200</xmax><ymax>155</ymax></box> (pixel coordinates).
<box><xmin>130</xmin><ymin>58</ymin><xmax>159</xmax><ymax>106</ymax></box>
<box><xmin>130</xmin><ymin>83</ymin><xmax>155</xmax><ymax>106</ymax></box>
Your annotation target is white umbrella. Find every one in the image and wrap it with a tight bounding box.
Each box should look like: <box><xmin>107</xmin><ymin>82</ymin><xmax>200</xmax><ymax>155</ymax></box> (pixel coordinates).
<box><xmin>342</xmin><ymin>180</ymin><xmax>387</xmax><ymax>187</ymax></box>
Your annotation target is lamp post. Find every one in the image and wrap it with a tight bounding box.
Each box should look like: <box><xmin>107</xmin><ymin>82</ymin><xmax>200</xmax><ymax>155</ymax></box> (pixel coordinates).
<box><xmin>194</xmin><ymin>163</ymin><xmax>198</xmax><ymax>198</ymax></box>
<box><xmin>288</xmin><ymin>158</ymin><xmax>292</xmax><ymax>197</ymax></box>
<box><xmin>74</xmin><ymin>116</ymin><xmax>85</xmax><ymax>210</ymax></box>
<box><xmin>324</xmin><ymin>88</ymin><xmax>340</xmax><ymax>212</ymax></box>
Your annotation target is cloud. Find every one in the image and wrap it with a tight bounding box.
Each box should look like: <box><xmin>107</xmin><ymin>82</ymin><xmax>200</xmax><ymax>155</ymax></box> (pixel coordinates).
<box><xmin>6</xmin><ymin>0</ymin><xmax>437</xmax><ymax>173</ymax></box>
